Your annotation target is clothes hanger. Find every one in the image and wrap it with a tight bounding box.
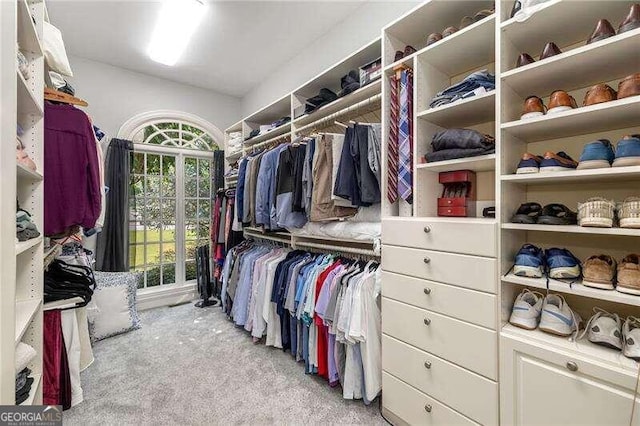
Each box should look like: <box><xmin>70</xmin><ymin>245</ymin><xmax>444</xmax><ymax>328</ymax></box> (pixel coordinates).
<box><xmin>44</xmin><ymin>87</ymin><xmax>89</xmax><ymax>107</ymax></box>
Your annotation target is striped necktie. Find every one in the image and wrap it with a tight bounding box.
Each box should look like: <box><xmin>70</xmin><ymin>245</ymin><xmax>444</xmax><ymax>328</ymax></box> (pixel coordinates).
<box><xmin>387</xmin><ymin>74</ymin><xmax>399</xmax><ymax>203</ymax></box>
<box><xmin>398</xmin><ymin>69</ymin><xmax>413</xmax><ymax>203</ymax></box>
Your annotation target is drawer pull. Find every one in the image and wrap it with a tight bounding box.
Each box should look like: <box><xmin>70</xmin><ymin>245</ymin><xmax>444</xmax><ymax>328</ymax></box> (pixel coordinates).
<box><xmin>566</xmin><ymin>361</ymin><xmax>578</xmax><ymax>372</ymax></box>
<box><xmin>424</xmin><ymin>361</ymin><xmax>432</xmax><ymax>369</ymax></box>
<box><xmin>423</xmin><ymin>257</ymin><xmax>431</xmax><ymax>264</ymax></box>
<box><xmin>423</xmin><ymin>318</ymin><xmax>431</xmax><ymax>326</ymax></box>
<box><xmin>424</xmin><ymin>404</ymin><xmax>432</xmax><ymax>413</ymax></box>
<box><xmin>423</xmin><ymin>226</ymin><xmax>431</xmax><ymax>233</ymax></box>
<box><xmin>423</xmin><ymin>287</ymin><xmax>431</xmax><ymax>295</ymax></box>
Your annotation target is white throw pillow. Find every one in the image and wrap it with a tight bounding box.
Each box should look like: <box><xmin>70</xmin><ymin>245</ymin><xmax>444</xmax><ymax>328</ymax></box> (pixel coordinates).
<box><xmin>89</xmin><ymin>272</ymin><xmax>141</xmax><ymax>342</ymax></box>
<box><xmin>15</xmin><ymin>342</ymin><xmax>37</xmax><ymax>374</ymax></box>
<box><xmin>43</xmin><ymin>22</ymin><xmax>73</xmax><ymax>77</ymax></box>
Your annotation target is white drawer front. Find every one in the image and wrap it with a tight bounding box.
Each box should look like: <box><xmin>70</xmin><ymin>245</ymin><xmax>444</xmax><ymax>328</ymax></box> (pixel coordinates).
<box><xmin>382</xmin><ymin>271</ymin><xmax>496</xmax><ymax>329</ymax></box>
<box><xmin>382</xmin><ymin>298</ymin><xmax>497</xmax><ymax>380</ymax></box>
<box><xmin>382</xmin><ymin>245</ymin><xmax>497</xmax><ymax>294</ymax></box>
<box><xmin>383</xmin><ymin>335</ymin><xmax>498</xmax><ymax>425</ymax></box>
<box><xmin>383</xmin><ymin>372</ymin><xmax>479</xmax><ymax>426</ymax></box>
<box><xmin>382</xmin><ymin>217</ymin><xmax>496</xmax><ymax>257</ymax></box>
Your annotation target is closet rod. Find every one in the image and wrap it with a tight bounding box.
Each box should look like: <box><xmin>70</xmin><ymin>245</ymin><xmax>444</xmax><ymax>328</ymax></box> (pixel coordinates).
<box><xmin>243</xmin><ymin>133</ymin><xmax>292</xmax><ymax>154</ymax></box>
<box><xmin>293</xmin><ymin>240</ymin><xmax>380</xmax><ymax>257</ymax></box>
<box><xmin>294</xmin><ymin>93</ymin><xmax>382</xmax><ymax>135</ymax></box>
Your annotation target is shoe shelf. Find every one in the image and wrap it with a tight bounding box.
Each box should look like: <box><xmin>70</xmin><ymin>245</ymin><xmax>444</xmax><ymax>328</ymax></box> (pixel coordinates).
<box><xmin>501</xmin><ymin>324</ymin><xmax>639</xmax><ymax>373</ymax></box>
<box><xmin>415</xmin><ymin>14</ymin><xmax>495</xmax><ymax>78</ymax></box>
<box><xmin>292</xmin><ymin>79</ymin><xmax>382</xmax><ymax>129</ymax></box>
<box><xmin>382</xmin><ymin>0</ymin><xmax>494</xmax><ymax>65</ymax></box>
<box><xmin>19</xmin><ymin>374</ymin><xmax>41</xmax><ymax>406</ymax></box>
<box><xmin>17</xmin><ymin>163</ymin><xmax>43</xmax><ymax>181</ymax></box>
<box><xmin>502</xmin><ymin>274</ymin><xmax>640</xmax><ymax>308</ymax></box>
<box><xmin>17</xmin><ymin>0</ymin><xmax>42</xmax><ymax>55</ymax></box>
<box><xmin>501</xmin><ymin>29</ymin><xmax>640</xmax><ymax>97</ymax></box>
<box><xmin>383</xmin><ymin>54</ymin><xmax>415</xmax><ymax>73</ymax></box>
<box><xmin>17</xmin><ymin>69</ymin><xmax>43</xmax><ymax>119</ymax></box>
<box><xmin>15</xmin><ymin>299</ymin><xmax>40</xmax><ymax>345</ymax></box>
<box><xmin>16</xmin><ymin>236</ymin><xmax>43</xmax><ymax>256</ymax></box>
<box><xmin>501</xmin><ymin>165</ymin><xmax>640</xmax><ymax>184</ymax></box>
<box><xmin>500</xmin><ymin>0</ymin><xmax>633</xmax><ymax>56</ymax></box>
<box><xmin>501</xmin><ymin>96</ymin><xmax>640</xmax><ymax>142</ymax></box>
<box><xmin>502</xmin><ymin>223</ymin><xmax>640</xmax><ymax>237</ymax></box>
<box><xmin>417</xmin><ymin>154</ymin><xmax>496</xmax><ymax>173</ymax></box>
<box><xmin>417</xmin><ymin>91</ymin><xmax>495</xmax><ymax>128</ymax></box>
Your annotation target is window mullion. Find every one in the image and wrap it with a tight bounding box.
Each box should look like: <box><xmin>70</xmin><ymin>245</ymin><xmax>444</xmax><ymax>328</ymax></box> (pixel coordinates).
<box><xmin>175</xmin><ymin>153</ymin><xmax>186</xmax><ymax>285</ymax></box>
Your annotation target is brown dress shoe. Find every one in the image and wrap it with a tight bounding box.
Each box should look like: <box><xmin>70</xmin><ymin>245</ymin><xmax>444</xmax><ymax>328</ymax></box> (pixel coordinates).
<box><xmin>618</xmin><ymin>3</ymin><xmax>640</xmax><ymax>34</ymax></box>
<box><xmin>442</xmin><ymin>26</ymin><xmax>459</xmax><ymax>37</ymax></box>
<box><xmin>618</xmin><ymin>73</ymin><xmax>640</xmax><ymax>99</ymax></box>
<box><xmin>426</xmin><ymin>33</ymin><xmax>443</xmax><ymax>46</ymax></box>
<box><xmin>521</xmin><ymin>96</ymin><xmax>546</xmax><ymax>119</ymax></box>
<box><xmin>539</xmin><ymin>42</ymin><xmax>562</xmax><ymax>60</ymax></box>
<box><xmin>394</xmin><ymin>50</ymin><xmax>404</xmax><ymax>62</ymax></box>
<box><xmin>474</xmin><ymin>9</ymin><xmax>493</xmax><ymax>22</ymax></box>
<box><xmin>516</xmin><ymin>53</ymin><xmax>535</xmax><ymax>68</ymax></box>
<box><xmin>586</xmin><ymin>19</ymin><xmax>616</xmax><ymax>44</ymax></box>
<box><xmin>583</xmin><ymin>83</ymin><xmax>617</xmax><ymax>106</ymax></box>
<box><xmin>404</xmin><ymin>45</ymin><xmax>417</xmax><ymax>57</ymax></box>
<box><xmin>460</xmin><ymin>16</ymin><xmax>474</xmax><ymax>28</ymax></box>
<box><xmin>548</xmin><ymin>90</ymin><xmax>577</xmax><ymax>114</ymax></box>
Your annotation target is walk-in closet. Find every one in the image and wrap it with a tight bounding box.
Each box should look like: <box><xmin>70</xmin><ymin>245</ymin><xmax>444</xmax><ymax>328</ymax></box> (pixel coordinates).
<box><xmin>1</xmin><ymin>0</ymin><xmax>638</xmax><ymax>424</ymax></box>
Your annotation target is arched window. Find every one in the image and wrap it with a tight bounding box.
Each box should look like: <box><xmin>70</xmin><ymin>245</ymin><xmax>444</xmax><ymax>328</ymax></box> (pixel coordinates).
<box><xmin>118</xmin><ymin>111</ymin><xmax>222</xmax><ymax>291</ymax></box>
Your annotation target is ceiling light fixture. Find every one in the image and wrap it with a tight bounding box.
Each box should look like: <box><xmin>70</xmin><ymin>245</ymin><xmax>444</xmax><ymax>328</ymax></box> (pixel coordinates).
<box><xmin>147</xmin><ymin>0</ymin><xmax>206</xmax><ymax>66</ymax></box>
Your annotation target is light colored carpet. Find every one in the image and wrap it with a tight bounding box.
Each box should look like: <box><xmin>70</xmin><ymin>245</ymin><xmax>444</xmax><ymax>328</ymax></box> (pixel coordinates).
<box><xmin>64</xmin><ymin>303</ymin><xmax>386</xmax><ymax>425</ymax></box>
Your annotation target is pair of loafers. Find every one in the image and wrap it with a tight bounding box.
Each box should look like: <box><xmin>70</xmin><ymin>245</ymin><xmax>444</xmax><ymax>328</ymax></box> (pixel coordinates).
<box><xmin>426</xmin><ymin>8</ymin><xmax>494</xmax><ymax>47</ymax></box>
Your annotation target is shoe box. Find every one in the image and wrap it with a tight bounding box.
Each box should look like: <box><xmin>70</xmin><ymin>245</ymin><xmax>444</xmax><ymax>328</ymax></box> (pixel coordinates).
<box><xmin>438</xmin><ymin>170</ymin><xmax>476</xmax><ymax>217</ymax></box>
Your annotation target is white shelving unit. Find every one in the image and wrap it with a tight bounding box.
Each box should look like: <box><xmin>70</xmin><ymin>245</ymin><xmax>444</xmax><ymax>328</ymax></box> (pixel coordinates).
<box><xmin>499</xmin><ymin>0</ymin><xmax>640</xmax><ymax>424</ymax></box>
<box><xmin>1</xmin><ymin>0</ymin><xmax>45</xmax><ymax>405</ymax></box>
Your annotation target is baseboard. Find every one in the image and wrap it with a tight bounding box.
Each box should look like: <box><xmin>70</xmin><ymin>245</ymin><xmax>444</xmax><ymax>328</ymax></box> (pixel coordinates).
<box><xmin>137</xmin><ymin>283</ymin><xmax>197</xmax><ymax>311</ymax></box>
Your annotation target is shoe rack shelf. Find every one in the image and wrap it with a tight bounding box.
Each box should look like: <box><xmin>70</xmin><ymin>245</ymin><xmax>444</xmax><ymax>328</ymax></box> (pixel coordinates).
<box><xmin>501</xmin><ymin>96</ymin><xmax>640</xmax><ymax>142</ymax></box>
<box><xmin>1</xmin><ymin>0</ymin><xmax>46</xmax><ymax>405</ymax></box>
<box><xmin>502</xmin><ymin>223</ymin><xmax>640</xmax><ymax>237</ymax></box>
<box><xmin>503</xmin><ymin>274</ymin><xmax>640</xmax><ymax>308</ymax></box>
<box><xmin>499</xmin><ymin>0</ymin><xmax>640</xmax><ymax>419</ymax></box>
<box><xmin>501</xmin><ymin>28</ymin><xmax>640</xmax><ymax>96</ymax></box>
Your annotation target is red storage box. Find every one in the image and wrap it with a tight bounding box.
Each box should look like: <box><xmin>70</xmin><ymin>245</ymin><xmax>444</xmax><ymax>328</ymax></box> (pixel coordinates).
<box><xmin>437</xmin><ymin>170</ymin><xmax>476</xmax><ymax>217</ymax></box>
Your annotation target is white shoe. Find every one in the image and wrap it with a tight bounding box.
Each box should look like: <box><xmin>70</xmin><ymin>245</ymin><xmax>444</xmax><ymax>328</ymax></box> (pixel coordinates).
<box><xmin>623</xmin><ymin>316</ymin><xmax>640</xmax><ymax>361</ymax></box>
<box><xmin>578</xmin><ymin>308</ymin><xmax>622</xmax><ymax>350</ymax></box>
<box><xmin>509</xmin><ymin>289</ymin><xmax>544</xmax><ymax>330</ymax></box>
<box><xmin>539</xmin><ymin>294</ymin><xmax>582</xmax><ymax>337</ymax></box>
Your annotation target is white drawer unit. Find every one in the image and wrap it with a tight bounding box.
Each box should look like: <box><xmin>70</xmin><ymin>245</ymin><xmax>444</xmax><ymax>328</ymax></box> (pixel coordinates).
<box><xmin>382</xmin><ymin>298</ymin><xmax>498</xmax><ymax>380</ymax></box>
<box><xmin>382</xmin><ymin>217</ymin><xmax>497</xmax><ymax>257</ymax></box>
<box><xmin>382</xmin><ymin>245</ymin><xmax>497</xmax><ymax>293</ymax></box>
<box><xmin>383</xmin><ymin>334</ymin><xmax>498</xmax><ymax>425</ymax></box>
<box><xmin>382</xmin><ymin>372</ymin><xmax>480</xmax><ymax>426</ymax></box>
<box><xmin>501</xmin><ymin>328</ymin><xmax>640</xmax><ymax>426</ymax></box>
<box><xmin>382</xmin><ymin>271</ymin><xmax>497</xmax><ymax>329</ymax></box>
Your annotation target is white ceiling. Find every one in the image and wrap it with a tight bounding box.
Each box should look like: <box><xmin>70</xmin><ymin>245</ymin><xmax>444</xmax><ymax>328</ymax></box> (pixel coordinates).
<box><xmin>47</xmin><ymin>0</ymin><xmax>367</xmax><ymax>98</ymax></box>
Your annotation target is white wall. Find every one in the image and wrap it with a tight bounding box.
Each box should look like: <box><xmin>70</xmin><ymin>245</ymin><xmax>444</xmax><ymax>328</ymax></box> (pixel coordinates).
<box><xmin>241</xmin><ymin>1</ymin><xmax>420</xmax><ymax>116</ymax></box>
<box><xmin>66</xmin><ymin>55</ymin><xmax>241</xmax><ymax>142</ymax></box>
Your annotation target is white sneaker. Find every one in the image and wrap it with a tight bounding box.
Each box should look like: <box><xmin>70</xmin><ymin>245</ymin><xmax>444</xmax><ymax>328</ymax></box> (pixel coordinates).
<box><xmin>623</xmin><ymin>316</ymin><xmax>640</xmax><ymax>361</ymax></box>
<box><xmin>539</xmin><ymin>294</ymin><xmax>582</xmax><ymax>337</ymax></box>
<box><xmin>578</xmin><ymin>308</ymin><xmax>622</xmax><ymax>350</ymax></box>
<box><xmin>509</xmin><ymin>289</ymin><xmax>544</xmax><ymax>330</ymax></box>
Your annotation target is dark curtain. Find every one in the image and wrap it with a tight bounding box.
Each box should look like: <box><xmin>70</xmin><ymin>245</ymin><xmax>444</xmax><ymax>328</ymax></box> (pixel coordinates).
<box><xmin>213</xmin><ymin>149</ymin><xmax>224</xmax><ymax>193</ymax></box>
<box><xmin>96</xmin><ymin>138</ymin><xmax>133</xmax><ymax>271</ymax></box>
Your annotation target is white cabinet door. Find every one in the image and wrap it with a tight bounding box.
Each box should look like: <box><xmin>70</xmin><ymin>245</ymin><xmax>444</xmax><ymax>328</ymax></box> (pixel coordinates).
<box><xmin>501</xmin><ymin>334</ymin><xmax>640</xmax><ymax>426</ymax></box>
